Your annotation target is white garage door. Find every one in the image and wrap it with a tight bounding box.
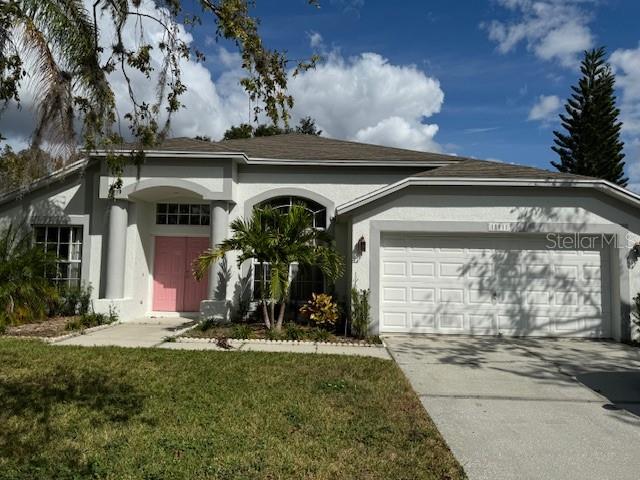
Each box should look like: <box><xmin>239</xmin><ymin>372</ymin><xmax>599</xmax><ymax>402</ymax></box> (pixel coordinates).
<box><xmin>379</xmin><ymin>235</ymin><xmax>611</xmax><ymax>337</ymax></box>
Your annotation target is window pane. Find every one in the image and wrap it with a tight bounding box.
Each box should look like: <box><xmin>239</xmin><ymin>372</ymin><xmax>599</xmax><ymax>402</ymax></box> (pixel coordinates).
<box><xmin>35</xmin><ymin>227</ymin><xmax>46</xmax><ymax>243</ymax></box>
<box><xmin>178</xmin><ymin>215</ymin><xmax>189</xmax><ymax>225</ymax></box>
<box><xmin>58</xmin><ymin>263</ymin><xmax>69</xmax><ymax>279</ymax></box>
<box><xmin>167</xmin><ymin>214</ymin><xmax>178</xmax><ymax>225</ymax></box>
<box><xmin>190</xmin><ymin>204</ymin><xmax>201</xmax><ymax>215</ymax></box>
<box><xmin>179</xmin><ymin>204</ymin><xmax>190</xmax><ymax>214</ymax></box>
<box><xmin>71</xmin><ymin>244</ymin><xmax>82</xmax><ymax>261</ymax></box>
<box><xmin>201</xmin><ymin>215</ymin><xmax>210</xmax><ymax>226</ymax></box>
<box><xmin>68</xmin><ymin>263</ymin><xmax>80</xmax><ymax>280</ymax></box>
<box><xmin>72</xmin><ymin>227</ymin><xmax>82</xmax><ymax>243</ymax></box>
<box><xmin>59</xmin><ymin>227</ymin><xmax>70</xmax><ymax>243</ymax></box>
<box><xmin>48</xmin><ymin>227</ymin><xmax>59</xmax><ymax>243</ymax></box>
<box><xmin>156</xmin><ymin>214</ymin><xmax>167</xmax><ymax>224</ymax></box>
<box><xmin>168</xmin><ymin>204</ymin><xmax>178</xmax><ymax>214</ymax></box>
<box><xmin>201</xmin><ymin>204</ymin><xmax>210</xmax><ymax>215</ymax></box>
<box><xmin>47</xmin><ymin>243</ymin><xmax>58</xmax><ymax>254</ymax></box>
<box><xmin>58</xmin><ymin>243</ymin><xmax>69</xmax><ymax>259</ymax></box>
<box><xmin>157</xmin><ymin>203</ymin><xmax>167</xmax><ymax>214</ymax></box>
<box><xmin>190</xmin><ymin>215</ymin><xmax>201</xmax><ymax>225</ymax></box>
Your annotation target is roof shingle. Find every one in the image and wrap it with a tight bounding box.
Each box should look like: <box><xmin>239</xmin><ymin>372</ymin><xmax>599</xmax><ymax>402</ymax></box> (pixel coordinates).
<box><xmin>414</xmin><ymin>159</ymin><xmax>593</xmax><ymax>181</ymax></box>
<box><xmin>116</xmin><ymin>134</ymin><xmax>469</xmax><ymax>163</ymax></box>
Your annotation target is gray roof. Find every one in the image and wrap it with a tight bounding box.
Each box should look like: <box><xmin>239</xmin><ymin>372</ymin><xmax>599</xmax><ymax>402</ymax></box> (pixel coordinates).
<box><xmin>116</xmin><ymin>134</ymin><xmax>470</xmax><ymax>163</ymax></box>
<box><xmin>414</xmin><ymin>159</ymin><xmax>593</xmax><ymax>181</ymax></box>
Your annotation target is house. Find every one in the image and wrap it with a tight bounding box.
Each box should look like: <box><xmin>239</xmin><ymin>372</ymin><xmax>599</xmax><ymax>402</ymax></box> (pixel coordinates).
<box><xmin>1</xmin><ymin>133</ymin><xmax>639</xmax><ymax>341</ymax></box>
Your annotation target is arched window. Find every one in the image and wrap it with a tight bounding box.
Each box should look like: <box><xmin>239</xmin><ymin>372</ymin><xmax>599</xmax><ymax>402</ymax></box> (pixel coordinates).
<box><xmin>252</xmin><ymin>195</ymin><xmax>328</xmax><ymax>305</ymax></box>
<box><xmin>257</xmin><ymin>196</ymin><xmax>327</xmax><ymax>230</ymax></box>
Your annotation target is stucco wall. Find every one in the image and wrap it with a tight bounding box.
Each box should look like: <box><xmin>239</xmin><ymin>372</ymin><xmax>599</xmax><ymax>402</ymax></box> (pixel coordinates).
<box><xmin>347</xmin><ymin>185</ymin><xmax>640</xmax><ymax>339</ymax></box>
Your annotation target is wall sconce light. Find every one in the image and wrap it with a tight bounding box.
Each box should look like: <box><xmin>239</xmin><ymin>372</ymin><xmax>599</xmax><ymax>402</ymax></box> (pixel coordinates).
<box><xmin>357</xmin><ymin>235</ymin><xmax>366</xmax><ymax>254</ymax></box>
<box><xmin>633</xmin><ymin>242</ymin><xmax>640</xmax><ymax>257</ymax></box>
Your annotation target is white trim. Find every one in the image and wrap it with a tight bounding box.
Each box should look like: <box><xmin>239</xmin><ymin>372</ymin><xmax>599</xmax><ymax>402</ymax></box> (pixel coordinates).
<box><xmin>336</xmin><ymin>176</ymin><xmax>640</xmax><ymax>215</ymax></box>
<box><xmin>0</xmin><ymin>157</ymin><xmax>89</xmax><ymax>206</ymax></box>
<box><xmin>89</xmin><ymin>149</ymin><xmax>455</xmax><ymax>167</ymax></box>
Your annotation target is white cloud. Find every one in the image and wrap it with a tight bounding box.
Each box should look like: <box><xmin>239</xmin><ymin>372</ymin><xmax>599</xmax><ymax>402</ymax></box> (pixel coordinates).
<box><xmin>1</xmin><ymin>1</ymin><xmax>446</xmax><ymax>154</ymax></box>
<box><xmin>289</xmin><ymin>52</ymin><xmax>445</xmax><ymax>151</ymax></box>
<box><xmin>353</xmin><ymin>117</ymin><xmax>440</xmax><ymax>152</ymax></box>
<box><xmin>528</xmin><ymin>94</ymin><xmax>561</xmax><ymax>122</ymax></box>
<box><xmin>307</xmin><ymin>31</ymin><xmax>324</xmax><ymax>49</ymax></box>
<box><xmin>484</xmin><ymin>0</ymin><xmax>595</xmax><ymax>67</ymax></box>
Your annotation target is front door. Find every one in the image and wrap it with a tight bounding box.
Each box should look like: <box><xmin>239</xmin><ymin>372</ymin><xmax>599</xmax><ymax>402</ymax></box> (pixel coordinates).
<box><xmin>153</xmin><ymin>236</ymin><xmax>209</xmax><ymax>311</ymax></box>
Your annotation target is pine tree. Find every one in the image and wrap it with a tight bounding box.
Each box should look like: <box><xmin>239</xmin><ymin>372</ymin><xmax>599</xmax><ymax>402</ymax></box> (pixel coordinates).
<box><xmin>552</xmin><ymin>47</ymin><xmax>627</xmax><ymax>187</ymax></box>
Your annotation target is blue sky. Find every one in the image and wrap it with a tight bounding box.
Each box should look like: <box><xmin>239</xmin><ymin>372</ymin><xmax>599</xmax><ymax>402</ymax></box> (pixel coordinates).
<box><xmin>3</xmin><ymin>0</ymin><xmax>640</xmax><ymax>184</ymax></box>
<box><xmin>187</xmin><ymin>0</ymin><xmax>640</xmax><ymax>177</ymax></box>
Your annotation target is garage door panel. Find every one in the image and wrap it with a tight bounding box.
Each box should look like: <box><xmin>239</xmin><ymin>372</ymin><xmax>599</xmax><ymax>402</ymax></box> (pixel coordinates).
<box><xmin>383</xmin><ymin>261</ymin><xmax>406</xmax><ymax>276</ymax></box>
<box><xmin>411</xmin><ymin>287</ymin><xmax>435</xmax><ymax>303</ymax></box>
<box><xmin>379</xmin><ymin>234</ymin><xmax>610</xmax><ymax>337</ymax></box>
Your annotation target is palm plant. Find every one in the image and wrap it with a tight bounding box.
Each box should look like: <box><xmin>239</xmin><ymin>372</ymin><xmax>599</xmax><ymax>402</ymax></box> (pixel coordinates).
<box><xmin>195</xmin><ymin>205</ymin><xmax>344</xmax><ymax>331</ymax></box>
<box><xmin>0</xmin><ymin>223</ymin><xmax>58</xmax><ymax>326</ymax></box>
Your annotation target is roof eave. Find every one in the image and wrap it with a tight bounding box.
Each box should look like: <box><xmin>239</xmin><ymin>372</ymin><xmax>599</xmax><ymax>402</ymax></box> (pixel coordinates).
<box><xmin>335</xmin><ymin>176</ymin><xmax>640</xmax><ymax>216</ymax></box>
<box><xmin>0</xmin><ymin>157</ymin><xmax>90</xmax><ymax>207</ymax></box>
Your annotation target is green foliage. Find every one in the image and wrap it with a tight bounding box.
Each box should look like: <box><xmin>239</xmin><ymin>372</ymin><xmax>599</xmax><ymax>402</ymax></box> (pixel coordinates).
<box><xmin>0</xmin><ymin>1</ymin><xmax>319</xmax><ymax>193</ymax></box>
<box><xmin>50</xmin><ymin>283</ymin><xmax>92</xmax><ymax>317</ymax></box>
<box><xmin>198</xmin><ymin>317</ymin><xmax>218</xmax><ymax>331</ymax></box>
<box><xmin>265</xmin><ymin>328</ymin><xmax>283</xmax><ymax>341</ymax></box>
<box><xmin>231</xmin><ymin>323</ymin><xmax>252</xmax><ymax>339</ymax></box>
<box><xmin>350</xmin><ymin>288</ymin><xmax>371</xmax><ymax>339</ymax></box>
<box><xmin>295</xmin><ymin>116</ymin><xmax>322</xmax><ymax>135</ymax></box>
<box><xmin>284</xmin><ymin>323</ymin><xmax>304</xmax><ymax>340</ymax></box>
<box><xmin>310</xmin><ymin>328</ymin><xmax>332</xmax><ymax>342</ymax></box>
<box><xmin>223</xmin><ymin>123</ymin><xmax>254</xmax><ymax>140</ymax></box>
<box><xmin>299</xmin><ymin>293</ymin><xmax>340</xmax><ymax>328</ymax></box>
<box><xmin>65</xmin><ymin>308</ymin><xmax>117</xmax><ymax>331</ymax></box>
<box><xmin>552</xmin><ymin>47</ymin><xmax>627</xmax><ymax>186</ymax></box>
<box><xmin>196</xmin><ymin>204</ymin><xmax>344</xmax><ymax>331</ymax></box>
<box><xmin>222</xmin><ymin>117</ymin><xmax>321</xmax><ymax>140</ymax></box>
<box><xmin>0</xmin><ymin>223</ymin><xmax>58</xmax><ymax>325</ymax></box>
<box><xmin>0</xmin><ymin>146</ymin><xmax>57</xmax><ymax>193</ymax></box>
<box><xmin>632</xmin><ymin>292</ymin><xmax>640</xmax><ymax>329</ymax></box>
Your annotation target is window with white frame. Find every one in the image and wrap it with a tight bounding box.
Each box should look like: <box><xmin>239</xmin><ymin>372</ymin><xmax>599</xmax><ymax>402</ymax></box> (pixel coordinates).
<box><xmin>156</xmin><ymin>203</ymin><xmax>210</xmax><ymax>225</ymax></box>
<box><xmin>33</xmin><ymin>225</ymin><xmax>83</xmax><ymax>288</ymax></box>
<box><xmin>251</xmin><ymin>196</ymin><xmax>328</xmax><ymax>301</ymax></box>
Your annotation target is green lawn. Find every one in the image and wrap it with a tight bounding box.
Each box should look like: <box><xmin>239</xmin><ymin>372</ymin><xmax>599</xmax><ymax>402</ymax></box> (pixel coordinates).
<box><xmin>0</xmin><ymin>339</ymin><xmax>464</xmax><ymax>480</ymax></box>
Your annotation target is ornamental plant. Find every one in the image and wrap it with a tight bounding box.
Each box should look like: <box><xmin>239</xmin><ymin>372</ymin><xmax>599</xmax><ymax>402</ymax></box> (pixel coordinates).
<box><xmin>299</xmin><ymin>293</ymin><xmax>339</xmax><ymax>329</ymax></box>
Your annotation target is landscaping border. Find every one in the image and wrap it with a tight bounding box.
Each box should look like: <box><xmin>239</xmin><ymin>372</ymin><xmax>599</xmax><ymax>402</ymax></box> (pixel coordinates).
<box><xmin>173</xmin><ymin>337</ymin><xmax>382</xmax><ymax>347</ymax></box>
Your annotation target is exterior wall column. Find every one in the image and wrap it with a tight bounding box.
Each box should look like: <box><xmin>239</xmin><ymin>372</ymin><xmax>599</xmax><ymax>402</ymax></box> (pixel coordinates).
<box><xmin>208</xmin><ymin>201</ymin><xmax>229</xmax><ymax>300</ymax></box>
<box><xmin>105</xmin><ymin>200</ymin><xmax>128</xmax><ymax>299</ymax></box>
<box><xmin>201</xmin><ymin>200</ymin><xmax>230</xmax><ymax>321</ymax></box>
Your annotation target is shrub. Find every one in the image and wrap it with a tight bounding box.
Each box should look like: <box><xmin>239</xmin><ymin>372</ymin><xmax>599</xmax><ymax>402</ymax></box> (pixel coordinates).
<box><xmin>284</xmin><ymin>323</ymin><xmax>304</xmax><ymax>341</ymax></box>
<box><xmin>310</xmin><ymin>328</ymin><xmax>332</xmax><ymax>343</ymax></box>
<box><xmin>0</xmin><ymin>223</ymin><xmax>58</xmax><ymax>325</ymax></box>
<box><xmin>350</xmin><ymin>288</ymin><xmax>370</xmax><ymax>339</ymax></box>
<box><xmin>65</xmin><ymin>305</ymin><xmax>118</xmax><ymax>331</ymax></box>
<box><xmin>231</xmin><ymin>323</ymin><xmax>252</xmax><ymax>339</ymax></box>
<box><xmin>51</xmin><ymin>283</ymin><xmax>92</xmax><ymax>317</ymax></box>
<box><xmin>198</xmin><ymin>317</ymin><xmax>217</xmax><ymax>331</ymax></box>
<box><xmin>265</xmin><ymin>328</ymin><xmax>283</xmax><ymax>341</ymax></box>
<box><xmin>299</xmin><ymin>293</ymin><xmax>339</xmax><ymax>329</ymax></box>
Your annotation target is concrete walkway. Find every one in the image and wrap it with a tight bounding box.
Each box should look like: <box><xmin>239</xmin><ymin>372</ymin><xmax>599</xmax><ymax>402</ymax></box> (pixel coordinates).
<box><xmin>385</xmin><ymin>335</ymin><xmax>640</xmax><ymax>480</ymax></box>
<box><xmin>53</xmin><ymin>318</ymin><xmax>390</xmax><ymax>358</ymax></box>
<box><xmin>54</xmin><ymin>317</ymin><xmax>197</xmax><ymax>347</ymax></box>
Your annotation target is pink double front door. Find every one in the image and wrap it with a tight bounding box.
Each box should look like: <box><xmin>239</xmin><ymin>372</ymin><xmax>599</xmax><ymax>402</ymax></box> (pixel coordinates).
<box><xmin>153</xmin><ymin>236</ymin><xmax>209</xmax><ymax>311</ymax></box>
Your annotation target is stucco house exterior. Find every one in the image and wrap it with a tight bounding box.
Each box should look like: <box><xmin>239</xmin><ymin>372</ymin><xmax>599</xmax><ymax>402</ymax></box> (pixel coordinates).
<box><xmin>2</xmin><ymin>133</ymin><xmax>640</xmax><ymax>341</ymax></box>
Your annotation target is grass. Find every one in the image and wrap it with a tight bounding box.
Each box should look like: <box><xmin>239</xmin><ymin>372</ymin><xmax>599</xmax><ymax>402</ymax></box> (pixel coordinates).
<box><xmin>186</xmin><ymin>321</ymin><xmax>382</xmax><ymax>344</ymax></box>
<box><xmin>0</xmin><ymin>339</ymin><xmax>464</xmax><ymax>480</ymax></box>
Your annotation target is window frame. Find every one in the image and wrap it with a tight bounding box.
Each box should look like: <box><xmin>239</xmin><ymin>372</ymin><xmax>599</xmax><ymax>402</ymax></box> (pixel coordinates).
<box><xmin>156</xmin><ymin>203</ymin><xmax>210</xmax><ymax>226</ymax></box>
<box><xmin>251</xmin><ymin>196</ymin><xmax>328</xmax><ymax>302</ymax></box>
<box><xmin>33</xmin><ymin>224</ymin><xmax>83</xmax><ymax>288</ymax></box>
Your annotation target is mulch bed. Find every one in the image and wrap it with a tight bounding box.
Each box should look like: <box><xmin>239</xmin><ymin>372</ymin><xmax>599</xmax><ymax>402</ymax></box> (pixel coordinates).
<box><xmin>4</xmin><ymin>316</ymin><xmax>78</xmax><ymax>338</ymax></box>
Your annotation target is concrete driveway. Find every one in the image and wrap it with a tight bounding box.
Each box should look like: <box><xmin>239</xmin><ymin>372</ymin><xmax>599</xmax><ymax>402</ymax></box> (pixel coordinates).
<box><xmin>385</xmin><ymin>335</ymin><xmax>640</xmax><ymax>480</ymax></box>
